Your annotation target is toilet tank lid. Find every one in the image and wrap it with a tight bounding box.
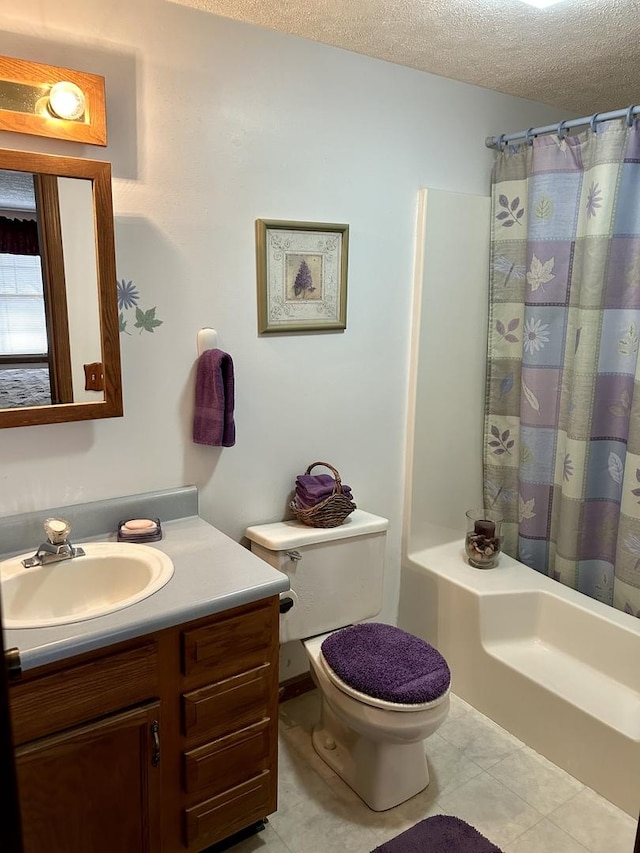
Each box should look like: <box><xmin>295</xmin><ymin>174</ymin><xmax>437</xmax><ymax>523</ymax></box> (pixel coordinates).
<box><xmin>245</xmin><ymin>509</ymin><xmax>389</xmax><ymax>550</ymax></box>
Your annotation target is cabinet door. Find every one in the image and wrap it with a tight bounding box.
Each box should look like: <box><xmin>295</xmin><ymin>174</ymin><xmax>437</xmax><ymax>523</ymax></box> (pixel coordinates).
<box><xmin>16</xmin><ymin>702</ymin><xmax>162</xmax><ymax>853</ymax></box>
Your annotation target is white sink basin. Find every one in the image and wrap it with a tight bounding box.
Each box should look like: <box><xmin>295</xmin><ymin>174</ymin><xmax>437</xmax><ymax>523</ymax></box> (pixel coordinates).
<box><xmin>0</xmin><ymin>542</ymin><xmax>174</xmax><ymax>629</ymax></box>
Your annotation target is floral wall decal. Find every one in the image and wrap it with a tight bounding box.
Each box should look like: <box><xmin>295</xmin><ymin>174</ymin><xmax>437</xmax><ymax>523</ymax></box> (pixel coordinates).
<box><xmin>117</xmin><ymin>278</ymin><xmax>164</xmax><ymax>336</ymax></box>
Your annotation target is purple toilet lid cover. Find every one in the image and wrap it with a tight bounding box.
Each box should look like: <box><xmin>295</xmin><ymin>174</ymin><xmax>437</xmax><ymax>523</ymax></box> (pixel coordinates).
<box><xmin>321</xmin><ymin>623</ymin><xmax>451</xmax><ymax>705</ymax></box>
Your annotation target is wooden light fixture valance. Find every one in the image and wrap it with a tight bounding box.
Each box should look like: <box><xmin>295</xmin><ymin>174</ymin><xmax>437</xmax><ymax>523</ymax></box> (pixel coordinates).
<box><xmin>0</xmin><ymin>55</ymin><xmax>107</xmax><ymax>146</ymax></box>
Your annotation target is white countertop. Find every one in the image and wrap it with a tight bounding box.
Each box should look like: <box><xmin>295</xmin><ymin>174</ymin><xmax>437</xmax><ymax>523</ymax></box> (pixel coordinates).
<box><xmin>3</xmin><ymin>515</ymin><xmax>290</xmax><ymax>670</ymax></box>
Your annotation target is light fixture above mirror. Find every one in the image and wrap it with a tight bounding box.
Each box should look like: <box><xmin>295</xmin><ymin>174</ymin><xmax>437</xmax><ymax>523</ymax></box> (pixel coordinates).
<box><xmin>0</xmin><ymin>56</ymin><xmax>106</xmax><ymax>146</ymax></box>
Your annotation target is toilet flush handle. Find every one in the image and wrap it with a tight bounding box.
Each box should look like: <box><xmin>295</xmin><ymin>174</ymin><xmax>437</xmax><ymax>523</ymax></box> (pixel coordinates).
<box><xmin>286</xmin><ymin>550</ymin><xmax>302</xmax><ymax>563</ymax></box>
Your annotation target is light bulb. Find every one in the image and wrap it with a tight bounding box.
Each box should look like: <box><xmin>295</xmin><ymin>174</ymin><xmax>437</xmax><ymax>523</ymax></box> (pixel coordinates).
<box><xmin>48</xmin><ymin>81</ymin><xmax>86</xmax><ymax>121</ymax></box>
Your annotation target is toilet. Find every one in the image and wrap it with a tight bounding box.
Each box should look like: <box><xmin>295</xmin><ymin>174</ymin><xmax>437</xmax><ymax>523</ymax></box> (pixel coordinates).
<box><xmin>245</xmin><ymin>509</ymin><xmax>451</xmax><ymax>811</ymax></box>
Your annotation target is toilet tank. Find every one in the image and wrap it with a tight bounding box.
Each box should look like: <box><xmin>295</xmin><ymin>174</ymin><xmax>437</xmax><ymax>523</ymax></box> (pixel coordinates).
<box><xmin>245</xmin><ymin>510</ymin><xmax>389</xmax><ymax>644</ymax></box>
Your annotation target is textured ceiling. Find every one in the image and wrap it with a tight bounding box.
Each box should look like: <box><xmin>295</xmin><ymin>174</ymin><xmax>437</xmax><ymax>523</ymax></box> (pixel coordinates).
<box><xmin>175</xmin><ymin>0</ymin><xmax>639</xmax><ymax>115</ymax></box>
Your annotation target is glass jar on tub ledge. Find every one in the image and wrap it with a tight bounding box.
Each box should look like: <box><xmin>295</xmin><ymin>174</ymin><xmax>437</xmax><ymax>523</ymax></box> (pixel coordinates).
<box><xmin>465</xmin><ymin>509</ymin><xmax>503</xmax><ymax>569</ymax></box>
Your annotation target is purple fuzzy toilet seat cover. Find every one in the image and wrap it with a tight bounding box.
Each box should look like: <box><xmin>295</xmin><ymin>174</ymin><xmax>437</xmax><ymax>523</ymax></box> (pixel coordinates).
<box><xmin>321</xmin><ymin>623</ymin><xmax>451</xmax><ymax>704</ymax></box>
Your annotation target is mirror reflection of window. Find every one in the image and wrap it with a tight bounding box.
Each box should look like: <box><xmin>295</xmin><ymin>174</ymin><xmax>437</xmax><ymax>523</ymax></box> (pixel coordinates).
<box><xmin>0</xmin><ymin>172</ymin><xmax>52</xmax><ymax>408</ymax></box>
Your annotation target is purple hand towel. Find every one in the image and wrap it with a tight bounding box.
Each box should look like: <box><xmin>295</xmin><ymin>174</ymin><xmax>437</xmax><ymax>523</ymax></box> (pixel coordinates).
<box><xmin>193</xmin><ymin>349</ymin><xmax>236</xmax><ymax>447</ymax></box>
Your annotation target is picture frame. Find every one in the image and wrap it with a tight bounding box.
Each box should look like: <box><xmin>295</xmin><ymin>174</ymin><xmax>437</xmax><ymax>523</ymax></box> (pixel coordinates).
<box><xmin>256</xmin><ymin>219</ymin><xmax>349</xmax><ymax>334</ymax></box>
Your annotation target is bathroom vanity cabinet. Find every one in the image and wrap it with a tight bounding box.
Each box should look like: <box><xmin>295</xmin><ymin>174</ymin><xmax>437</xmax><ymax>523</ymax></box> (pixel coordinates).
<box><xmin>9</xmin><ymin>595</ymin><xmax>280</xmax><ymax>853</ymax></box>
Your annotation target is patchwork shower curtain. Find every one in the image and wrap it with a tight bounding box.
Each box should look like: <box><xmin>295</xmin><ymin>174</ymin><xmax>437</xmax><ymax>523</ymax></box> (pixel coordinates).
<box><xmin>484</xmin><ymin>119</ymin><xmax>640</xmax><ymax>617</ymax></box>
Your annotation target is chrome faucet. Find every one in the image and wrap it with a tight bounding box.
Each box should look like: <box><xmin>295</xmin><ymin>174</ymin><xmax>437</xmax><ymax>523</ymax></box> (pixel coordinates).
<box><xmin>22</xmin><ymin>518</ymin><xmax>86</xmax><ymax>568</ymax></box>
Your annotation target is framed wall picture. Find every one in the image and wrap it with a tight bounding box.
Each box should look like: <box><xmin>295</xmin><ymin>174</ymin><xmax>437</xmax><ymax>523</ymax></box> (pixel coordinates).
<box><xmin>256</xmin><ymin>219</ymin><xmax>349</xmax><ymax>334</ymax></box>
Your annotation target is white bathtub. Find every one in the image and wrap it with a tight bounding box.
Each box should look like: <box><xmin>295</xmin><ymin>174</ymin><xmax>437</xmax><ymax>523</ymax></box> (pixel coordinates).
<box><xmin>399</xmin><ymin>540</ymin><xmax>640</xmax><ymax>817</ymax></box>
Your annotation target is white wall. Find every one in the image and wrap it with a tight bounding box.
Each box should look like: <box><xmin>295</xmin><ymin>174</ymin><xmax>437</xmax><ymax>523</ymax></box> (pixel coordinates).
<box><xmin>0</xmin><ymin>0</ymin><xmax>567</xmax><ymax>669</ymax></box>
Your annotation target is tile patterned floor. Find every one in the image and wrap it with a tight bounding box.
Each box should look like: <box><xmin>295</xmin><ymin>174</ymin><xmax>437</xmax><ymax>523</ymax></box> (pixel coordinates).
<box><xmin>236</xmin><ymin>690</ymin><xmax>638</xmax><ymax>853</ymax></box>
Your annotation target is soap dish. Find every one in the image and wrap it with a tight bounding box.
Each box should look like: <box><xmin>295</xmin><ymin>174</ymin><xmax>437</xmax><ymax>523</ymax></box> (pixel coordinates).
<box><xmin>117</xmin><ymin>517</ymin><xmax>163</xmax><ymax>543</ymax></box>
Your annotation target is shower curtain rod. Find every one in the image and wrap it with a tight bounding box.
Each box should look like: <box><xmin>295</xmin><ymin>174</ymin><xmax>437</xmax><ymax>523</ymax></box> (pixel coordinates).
<box><xmin>485</xmin><ymin>103</ymin><xmax>640</xmax><ymax>150</ymax></box>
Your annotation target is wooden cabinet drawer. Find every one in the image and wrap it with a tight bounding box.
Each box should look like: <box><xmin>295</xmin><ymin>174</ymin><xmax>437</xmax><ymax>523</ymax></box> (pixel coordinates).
<box><xmin>183</xmin><ymin>663</ymin><xmax>270</xmax><ymax>741</ymax></box>
<box><xmin>184</xmin><ymin>718</ymin><xmax>272</xmax><ymax>797</ymax></box>
<box><xmin>183</xmin><ymin>771</ymin><xmax>272</xmax><ymax>849</ymax></box>
<box><xmin>182</xmin><ymin>600</ymin><xmax>274</xmax><ymax>682</ymax></box>
<box><xmin>10</xmin><ymin>642</ymin><xmax>158</xmax><ymax>745</ymax></box>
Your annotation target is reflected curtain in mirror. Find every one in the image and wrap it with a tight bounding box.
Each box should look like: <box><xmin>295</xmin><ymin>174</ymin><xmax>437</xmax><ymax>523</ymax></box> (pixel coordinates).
<box><xmin>0</xmin><ymin>215</ymin><xmax>39</xmax><ymax>254</ymax></box>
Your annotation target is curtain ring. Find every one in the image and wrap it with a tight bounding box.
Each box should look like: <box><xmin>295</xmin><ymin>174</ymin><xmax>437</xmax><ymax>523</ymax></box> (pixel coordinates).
<box><xmin>627</xmin><ymin>105</ymin><xmax>637</xmax><ymax>127</ymax></box>
<box><xmin>590</xmin><ymin>112</ymin><xmax>599</xmax><ymax>133</ymax></box>
<box><xmin>526</xmin><ymin>127</ymin><xmax>535</xmax><ymax>146</ymax></box>
<box><xmin>557</xmin><ymin>119</ymin><xmax>568</xmax><ymax>139</ymax></box>
<box><xmin>498</xmin><ymin>133</ymin><xmax>506</xmax><ymax>151</ymax></box>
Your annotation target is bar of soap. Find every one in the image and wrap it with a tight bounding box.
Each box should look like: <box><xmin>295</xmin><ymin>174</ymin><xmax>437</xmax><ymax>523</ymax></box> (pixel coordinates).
<box><xmin>123</xmin><ymin>518</ymin><xmax>158</xmax><ymax>532</ymax></box>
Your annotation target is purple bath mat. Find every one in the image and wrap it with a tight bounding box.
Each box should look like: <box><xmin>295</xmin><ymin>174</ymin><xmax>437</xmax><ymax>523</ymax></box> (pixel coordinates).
<box><xmin>371</xmin><ymin>815</ymin><xmax>504</xmax><ymax>853</ymax></box>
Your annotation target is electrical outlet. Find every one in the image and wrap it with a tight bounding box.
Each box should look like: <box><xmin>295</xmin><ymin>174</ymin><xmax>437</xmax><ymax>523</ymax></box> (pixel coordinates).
<box><xmin>83</xmin><ymin>362</ymin><xmax>104</xmax><ymax>391</ymax></box>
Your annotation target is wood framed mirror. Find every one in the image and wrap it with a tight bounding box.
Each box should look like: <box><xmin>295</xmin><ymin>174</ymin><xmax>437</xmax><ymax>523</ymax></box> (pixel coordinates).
<box><xmin>0</xmin><ymin>149</ymin><xmax>122</xmax><ymax>428</ymax></box>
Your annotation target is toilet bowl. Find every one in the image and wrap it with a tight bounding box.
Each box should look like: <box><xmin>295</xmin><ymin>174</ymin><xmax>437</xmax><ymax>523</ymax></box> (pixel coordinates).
<box><xmin>245</xmin><ymin>510</ymin><xmax>451</xmax><ymax>811</ymax></box>
<box><xmin>304</xmin><ymin>628</ymin><xmax>450</xmax><ymax>811</ymax></box>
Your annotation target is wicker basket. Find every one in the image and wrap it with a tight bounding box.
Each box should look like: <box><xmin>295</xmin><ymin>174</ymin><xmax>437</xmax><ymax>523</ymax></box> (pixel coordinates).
<box><xmin>290</xmin><ymin>461</ymin><xmax>356</xmax><ymax>528</ymax></box>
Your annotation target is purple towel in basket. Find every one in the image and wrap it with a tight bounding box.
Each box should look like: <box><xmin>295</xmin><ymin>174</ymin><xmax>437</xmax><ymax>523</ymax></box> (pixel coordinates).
<box><xmin>295</xmin><ymin>474</ymin><xmax>353</xmax><ymax>506</ymax></box>
<box><xmin>193</xmin><ymin>349</ymin><xmax>236</xmax><ymax>447</ymax></box>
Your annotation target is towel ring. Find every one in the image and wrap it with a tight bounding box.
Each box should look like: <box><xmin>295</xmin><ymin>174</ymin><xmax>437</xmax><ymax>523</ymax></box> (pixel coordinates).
<box><xmin>590</xmin><ymin>112</ymin><xmax>599</xmax><ymax>133</ymax></box>
<box><xmin>627</xmin><ymin>105</ymin><xmax>637</xmax><ymax>127</ymax></box>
